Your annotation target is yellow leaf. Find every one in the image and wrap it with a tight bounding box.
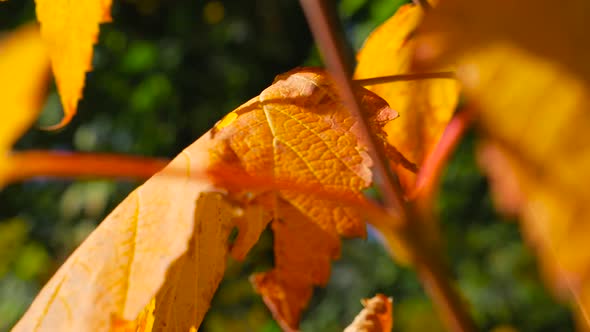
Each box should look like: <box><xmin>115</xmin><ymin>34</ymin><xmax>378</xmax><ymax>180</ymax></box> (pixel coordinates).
<box><xmin>115</xmin><ymin>193</ymin><xmax>236</xmax><ymax>332</ymax></box>
<box><xmin>151</xmin><ymin>192</ymin><xmax>235</xmax><ymax>331</ymax></box>
<box><xmin>15</xmin><ymin>68</ymin><xmax>392</xmax><ymax>331</ymax></box>
<box><xmin>417</xmin><ymin>0</ymin><xmax>590</xmax><ymax>327</ymax></box>
<box><xmin>0</xmin><ymin>24</ymin><xmax>165</xmax><ymax>187</ymax></box>
<box><xmin>0</xmin><ymin>24</ymin><xmax>50</xmax><ymax>186</ymax></box>
<box><xmin>112</xmin><ymin>193</ymin><xmax>235</xmax><ymax>332</ymax></box>
<box><xmin>355</xmin><ymin>3</ymin><xmax>460</xmax><ymax>191</ymax></box>
<box><xmin>13</xmin><ymin>135</ymin><xmax>227</xmax><ymax>331</ymax></box>
<box><xmin>35</xmin><ymin>0</ymin><xmax>113</xmax><ymax>128</ymax></box>
<box><xmin>415</xmin><ymin>0</ymin><xmax>590</xmax><ymax>86</ymax></box>
<box><xmin>112</xmin><ymin>298</ymin><xmax>155</xmax><ymax>332</ymax></box>
<box><xmin>344</xmin><ymin>294</ymin><xmax>393</xmax><ymax>332</ymax></box>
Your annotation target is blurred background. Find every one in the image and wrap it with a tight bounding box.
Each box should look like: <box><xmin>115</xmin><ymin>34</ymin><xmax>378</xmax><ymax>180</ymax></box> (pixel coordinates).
<box><xmin>0</xmin><ymin>0</ymin><xmax>575</xmax><ymax>331</ymax></box>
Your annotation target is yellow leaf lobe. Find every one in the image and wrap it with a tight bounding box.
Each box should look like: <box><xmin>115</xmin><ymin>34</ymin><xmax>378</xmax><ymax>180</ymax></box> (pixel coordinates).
<box><xmin>35</xmin><ymin>0</ymin><xmax>113</xmax><ymax>127</ymax></box>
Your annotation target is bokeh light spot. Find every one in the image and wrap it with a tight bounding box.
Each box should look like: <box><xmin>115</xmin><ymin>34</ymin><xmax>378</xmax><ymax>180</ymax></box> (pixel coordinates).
<box><xmin>203</xmin><ymin>1</ymin><xmax>225</xmax><ymax>25</ymax></box>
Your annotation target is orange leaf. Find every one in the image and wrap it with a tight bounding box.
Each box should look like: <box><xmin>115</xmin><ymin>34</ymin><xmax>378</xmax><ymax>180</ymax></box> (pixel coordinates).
<box><xmin>210</xmin><ymin>68</ymin><xmax>390</xmax><ymax>238</ymax></box>
<box><xmin>0</xmin><ymin>23</ymin><xmax>50</xmax><ymax>186</ymax></box>
<box><xmin>15</xmin><ymin>68</ymin><xmax>393</xmax><ymax>331</ymax></box>
<box><xmin>355</xmin><ymin>3</ymin><xmax>460</xmax><ymax>192</ymax></box>
<box><xmin>209</xmin><ymin>68</ymin><xmax>398</xmax><ymax>329</ymax></box>
<box><xmin>230</xmin><ymin>205</ymin><xmax>271</xmax><ymax>261</ymax></box>
<box><xmin>251</xmin><ymin>201</ymin><xmax>340</xmax><ymax>331</ymax></box>
<box><xmin>34</xmin><ymin>0</ymin><xmax>113</xmax><ymax>128</ymax></box>
<box><xmin>344</xmin><ymin>294</ymin><xmax>393</xmax><ymax>332</ymax></box>
<box><xmin>417</xmin><ymin>0</ymin><xmax>590</xmax><ymax>327</ymax></box>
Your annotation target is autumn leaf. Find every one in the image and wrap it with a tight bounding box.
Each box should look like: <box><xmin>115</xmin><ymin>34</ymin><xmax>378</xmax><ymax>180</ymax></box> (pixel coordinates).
<box><xmin>211</xmin><ymin>67</ymin><xmax>401</xmax><ymax>330</ymax></box>
<box><xmin>355</xmin><ymin>3</ymin><xmax>460</xmax><ymax>193</ymax></box>
<box><xmin>344</xmin><ymin>294</ymin><xmax>393</xmax><ymax>332</ymax></box>
<box><xmin>0</xmin><ymin>24</ymin><xmax>166</xmax><ymax>189</ymax></box>
<box><xmin>14</xmin><ymin>68</ymin><xmax>398</xmax><ymax>331</ymax></box>
<box><xmin>251</xmin><ymin>201</ymin><xmax>340</xmax><ymax>331</ymax></box>
<box><xmin>92</xmin><ymin>194</ymin><xmax>234</xmax><ymax>332</ymax></box>
<box><xmin>0</xmin><ymin>23</ymin><xmax>50</xmax><ymax>187</ymax></box>
<box><xmin>416</xmin><ymin>0</ymin><xmax>590</xmax><ymax>327</ymax></box>
<box><xmin>0</xmin><ymin>10</ymin><xmax>164</xmax><ymax>187</ymax></box>
<box><xmin>210</xmin><ymin>68</ymin><xmax>393</xmax><ymax>237</ymax></box>
<box><xmin>150</xmin><ymin>192</ymin><xmax>235</xmax><ymax>331</ymax></box>
<box><xmin>12</xmin><ymin>135</ymin><xmax>226</xmax><ymax>331</ymax></box>
<box><xmin>34</xmin><ymin>0</ymin><xmax>113</xmax><ymax>128</ymax></box>
<box><xmin>415</xmin><ymin>0</ymin><xmax>590</xmax><ymax>86</ymax></box>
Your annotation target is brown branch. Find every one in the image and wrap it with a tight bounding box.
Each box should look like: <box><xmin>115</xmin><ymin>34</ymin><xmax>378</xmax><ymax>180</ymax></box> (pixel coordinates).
<box><xmin>355</xmin><ymin>71</ymin><xmax>455</xmax><ymax>86</ymax></box>
<box><xmin>367</xmin><ymin>211</ymin><xmax>476</xmax><ymax>332</ymax></box>
<box><xmin>3</xmin><ymin>150</ymin><xmax>168</xmax><ymax>184</ymax></box>
<box><xmin>412</xmin><ymin>0</ymin><xmax>432</xmax><ymax>11</ymax></box>
<box><xmin>298</xmin><ymin>0</ymin><xmax>406</xmax><ymax>218</ymax></box>
<box><xmin>298</xmin><ymin>2</ymin><xmax>476</xmax><ymax>332</ymax></box>
<box><xmin>413</xmin><ymin>248</ymin><xmax>476</xmax><ymax>332</ymax></box>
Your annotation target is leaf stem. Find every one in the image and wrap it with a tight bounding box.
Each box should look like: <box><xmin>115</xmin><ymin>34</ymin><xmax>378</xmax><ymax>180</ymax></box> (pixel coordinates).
<box><xmin>3</xmin><ymin>150</ymin><xmax>167</xmax><ymax>184</ymax></box>
<box><xmin>354</xmin><ymin>71</ymin><xmax>455</xmax><ymax>86</ymax></box>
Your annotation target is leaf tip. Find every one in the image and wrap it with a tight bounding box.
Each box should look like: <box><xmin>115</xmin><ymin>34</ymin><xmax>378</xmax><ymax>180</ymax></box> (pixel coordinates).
<box><xmin>39</xmin><ymin>112</ymin><xmax>74</xmax><ymax>130</ymax></box>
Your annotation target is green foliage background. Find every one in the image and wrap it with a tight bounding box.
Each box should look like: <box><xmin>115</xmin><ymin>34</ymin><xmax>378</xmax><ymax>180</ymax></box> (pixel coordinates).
<box><xmin>0</xmin><ymin>0</ymin><xmax>574</xmax><ymax>331</ymax></box>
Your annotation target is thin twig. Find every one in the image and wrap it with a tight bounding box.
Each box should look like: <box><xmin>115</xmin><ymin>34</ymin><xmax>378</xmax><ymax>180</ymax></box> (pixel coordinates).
<box><xmin>355</xmin><ymin>71</ymin><xmax>455</xmax><ymax>86</ymax></box>
<box><xmin>298</xmin><ymin>0</ymin><xmax>406</xmax><ymax>218</ymax></box>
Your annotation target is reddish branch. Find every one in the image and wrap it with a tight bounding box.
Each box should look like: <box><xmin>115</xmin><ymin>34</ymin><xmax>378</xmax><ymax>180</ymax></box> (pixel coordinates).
<box><xmin>408</xmin><ymin>110</ymin><xmax>474</xmax><ymax>201</ymax></box>
<box><xmin>4</xmin><ymin>150</ymin><xmax>167</xmax><ymax>183</ymax></box>
<box><xmin>298</xmin><ymin>0</ymin><xmax>406</xmax><ymax>218</ymax></box>
<box><xmin>298</xmin><ymin>1</ymin><xmax>476</xmax><ymax>332</ymax></box>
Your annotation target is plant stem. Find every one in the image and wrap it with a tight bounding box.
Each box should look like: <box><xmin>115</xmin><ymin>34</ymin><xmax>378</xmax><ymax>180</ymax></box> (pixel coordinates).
<box><xmin>368</xmin><ymin>209</ymin><xmax>476</xmax><ymax>332</ymax></box>
<box><xmin>3</xmin><ymin>150</ymin><xmax>167</xmax><ymax>184</ymax></box>
<box><xmin>413</xmin><ymin>247</ymin><xmax>476</xmax><ymax>332</ymax></box>
<box><xmin>412</xmin><ymin>0</ymin><xmax>433</xmax><ymax>11</ymax></box>
<box><xmin>299</xmin><ymin>0</ymin><xmax>406</xmax><ymax>219</ymax></box>
<box><xmin>299</xmin><ymin>2</ymin><xmax>477</xmax><ymax>332</ymax></box>
<box><xmin>354</xmin><ymin>71</ymin><xmax>455</xmax><ymax>86</ymax></box>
